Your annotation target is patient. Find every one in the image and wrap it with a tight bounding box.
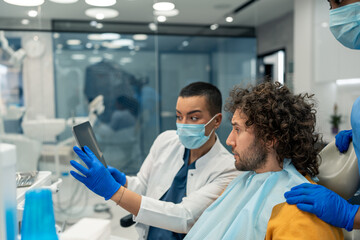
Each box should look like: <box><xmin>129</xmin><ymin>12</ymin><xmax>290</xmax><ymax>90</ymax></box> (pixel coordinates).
<box><xmin>185</xmin><ymin>82</ymin><xmax>343</xmax><ymax>239</ymax></box>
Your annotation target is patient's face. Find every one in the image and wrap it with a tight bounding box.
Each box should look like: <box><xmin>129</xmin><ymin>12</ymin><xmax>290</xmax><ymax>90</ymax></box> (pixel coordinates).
<box><xmin>226</xmin><ymin>109</ymin><xmax>267</xmax><ymax>171</ymax></box>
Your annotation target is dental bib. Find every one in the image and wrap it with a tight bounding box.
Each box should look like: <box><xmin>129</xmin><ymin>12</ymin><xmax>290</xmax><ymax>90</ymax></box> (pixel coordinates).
<box><xmin>185</xmin><ymin>159</ymin><xmax>309</xmax><ymax>240</ymax></box>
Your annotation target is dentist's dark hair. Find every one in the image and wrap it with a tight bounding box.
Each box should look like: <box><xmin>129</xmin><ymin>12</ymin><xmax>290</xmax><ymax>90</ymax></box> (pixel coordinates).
<box><xmin>179</xmin><ymin>82</ymin><xmax>222</xmax><ymax>116</ymax></box>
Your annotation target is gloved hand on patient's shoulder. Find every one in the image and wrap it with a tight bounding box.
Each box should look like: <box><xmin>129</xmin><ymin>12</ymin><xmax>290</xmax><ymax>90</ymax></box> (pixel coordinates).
<box><xmin>335</xmin><ymin>129</ymin><xmax>352</xmax><ymax>153</ymax></box>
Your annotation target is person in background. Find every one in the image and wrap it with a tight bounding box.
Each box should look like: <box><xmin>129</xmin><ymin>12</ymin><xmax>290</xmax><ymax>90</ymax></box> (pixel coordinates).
<box><xmin>285</xmin><ymin>0</ymin><xmax>360</xmax><ymax>231</ymax></box>
<box><xmin>69</xmin><ymin>82</ymin><xmax>239</xmax><ymax>240</ymax></box>
<box><xmin>184</xmin><ymin>82</ymin><xmax>342</xmax><ymax>239</ymax></box>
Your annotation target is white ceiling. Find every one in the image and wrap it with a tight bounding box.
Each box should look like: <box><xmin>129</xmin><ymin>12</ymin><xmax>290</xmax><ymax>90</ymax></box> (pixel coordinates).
<box><xmin>0</xmin><ymin>0</ymin><xmax>294</xmax><ymax>28</ymax></box>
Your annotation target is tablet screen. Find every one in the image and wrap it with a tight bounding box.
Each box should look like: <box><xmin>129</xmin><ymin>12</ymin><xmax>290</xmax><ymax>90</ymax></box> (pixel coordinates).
<box><xmin>72</xmin><ymin>121</ymin><xmax>107</xmax><ymax>168</ymax></box>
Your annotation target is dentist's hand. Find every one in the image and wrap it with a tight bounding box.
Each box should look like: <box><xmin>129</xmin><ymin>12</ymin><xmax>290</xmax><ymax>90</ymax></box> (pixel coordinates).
<box><xmin>285</xmin><ymin>183</ymin><xmax>359</xmax><ymax>231</ymax></box>
<box><xmin>70</xmin><ymin>146</ymin><xmax>121</xmax><ymax>200</ymax></box>
<box><xmin>335</xmin><ymin>129</ymin><xmax>352</xmax><ymax>153</ymax></box>
<box><xmin>108</xmin><ymin>166</ymin><xmax>127</xmax><ymax>186</ymax></box>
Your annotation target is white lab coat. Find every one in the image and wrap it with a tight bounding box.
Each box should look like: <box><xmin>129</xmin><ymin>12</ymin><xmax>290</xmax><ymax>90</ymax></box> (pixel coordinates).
<box><xmin>127</xmin><ymin>130</ymin><xmax>240</xmax><ymax>240</ymax></box>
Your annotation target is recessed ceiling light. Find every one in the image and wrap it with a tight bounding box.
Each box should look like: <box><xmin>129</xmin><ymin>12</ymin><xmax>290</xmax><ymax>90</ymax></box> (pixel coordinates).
<box><xmin>153</xmin><ymin>9</ymin><xmax>179</xmax><ymax>17</ymax></box>
<box><xmin>148</xmin><ymin>23</ymin><xmax>157</xmax><ymax>31</ymax></box>
<box><xmin>85</xmin><ymin>8</ymin><xmax>119</xmax><ymax>19</ymax></box>
<box><xmin>157</xmin><ymin>16</ymin><xmax>167</xmax><ymax>22</ymax></box>
<box><xmin>53</xmin><ymin>33</ymin><xmax>60</xmax><ymax>38</ymax></box>
<box><xmin>67</xmin><ymin>39</ymin><xmax>81</xmax><ymax>45</ymax></box>
<box><xmin>49</xmin><ymin>0</ymin><xmax>78</xmax><ymax>3</ymax></box>
<box><xmin>102</xmin><ymin>39</ymin><xmax>134</xmax><ymax>49</ymax></box>
<box><xmin>225</xmin><ymin>16</ymin><xmax>233</xmax><ymax>23</ymax></box>
<box><xmin>21</xmin><ymin>19</ymin><xmax>30</xmax><ymax>25</ymax></box>
<box><xmin>133</xmin><ymin>34</ymin><xmax>148</xmax><ymax>41</ymax></box>
<box><xmin>85</xmin><ymin>0</ymin><xmax>116</xmax><ymax>7</ymax></box>
<box><xmin>88</xmin><ymin>33</ymin><xmax>121</xmax><ymax>41</ymax></box>
<box><xmin>210</xmin><ymin>24</ymin><xmax>219</xmax><ymax>30</ymax></box>
<box><xmin>28</xmin><ymin>10</ymin><xmax>38</xmax><ymax>18</ymax></box>
<box><xmin>71</xmin><ymin>54</ymin><xmax>86</xmax><ymax>60</ymax></box>
<box><xmin>4</xmin><ymin>0</ymin><xmax>44</xmax><ymax>6</ymax></box>
<box><xmin>86</xmin><ymin>42</ymin><xmax>93</xmax><ymax>48</ymax></box>
<box><xmin>153</xmin><ymin>2</ymin><xmax>174</xmax><ymax>11</ymax></box>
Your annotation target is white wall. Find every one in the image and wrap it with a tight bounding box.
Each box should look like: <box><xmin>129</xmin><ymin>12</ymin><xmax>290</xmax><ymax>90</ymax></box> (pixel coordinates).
<box><xmin>294</xmin><ymin>0</ymin><xmax>360</xmax><ymax>142</ymax></box>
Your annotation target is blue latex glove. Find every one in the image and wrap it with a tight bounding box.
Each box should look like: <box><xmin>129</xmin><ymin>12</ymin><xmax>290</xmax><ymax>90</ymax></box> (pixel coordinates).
<box><xmin>285</xmin><ymin>183</ymin><xmax>359</xmax><ymax>231</ymax></box>
<box><xmin>70</xmin><ymin>146</ymin><xmax>121</xmax><ymax>200</ymax></box>
<box><xmin>335</xmin><ymin>129</ymin><xmax>353</xmax><ymax>153</ymax></box>
<box><xmin>108</xmin><ymin>166</ymin><xmax>127</xmax><ymax>186</ymax></box>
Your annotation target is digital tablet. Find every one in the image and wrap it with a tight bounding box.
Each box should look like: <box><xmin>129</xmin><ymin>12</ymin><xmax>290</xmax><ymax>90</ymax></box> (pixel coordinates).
<box><xmin>72</xmin><ymin>121</ymin><xmax>107</xmax><ymax>168</ymax></box>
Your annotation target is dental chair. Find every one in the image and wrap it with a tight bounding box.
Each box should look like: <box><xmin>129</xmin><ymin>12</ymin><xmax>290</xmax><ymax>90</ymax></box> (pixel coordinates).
<box><xmin>317</xmin><ymin>140</ymin><xmax>360</xmax><ymax>240</ymax></box>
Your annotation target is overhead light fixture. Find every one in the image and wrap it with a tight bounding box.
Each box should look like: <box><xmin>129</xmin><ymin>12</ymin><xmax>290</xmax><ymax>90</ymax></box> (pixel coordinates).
<box><xmin>182</xmin><ymin>41</ymin><xmax>189</xmax><ymax>47</ymax></box>
<box><xmin>49</xmin><ymin>0</ymin><xmax>78</xmax><ymax>3</ymax></box>
<box><xmin>148</xmin><ymin>22</ymin><xmax>157</xmax><ymax>31</ymax></box>
<box><xmin>85</xmin><ymin>0</ymin><xmax>116</xmax><ymax>7</ymax></box>
<box><xmin>133</xmin><ymin>34</ymin><xmax>148</xmax><ymax>41</ymax></box>
<box><xmin>85</xmin><ymin>8</ymin><xmax>119</xmax><ymax>19</ymax></box>
<box><xmin>336</xmin><ymin>78</ymin><xmax>360</xmax><ymax>85</ymax></box>
<box><xmin>88</xmin><ymin>33</ymin><xmax>121</xmax><ymax>41</ymax></box>
<box><xmin>210</xmin><ymin>24</ymin><xmax>219</xmax><ymax>30</ymax></box>
<box><xmin>153</xmin><ymin>2</ymin><xmax>174</xmax><ymax>11</ymax></box>
<box><xmin>53</xmin><ymin>33</ymin><xmax>60</xmax><ymax>39</ymax></box>
<box><xmin>67</xmin><ymin>39</ymin><xmax>81</xmax><ymax>45</ymax></box>
<box><xmin>21</xmin><ymin>19</ymin><xmax>30</xmax><ymax>25</ymax></box>
<box><xmin>85</xmin><ymin>42</ymin><xmax>93</xmax><ymax>48</ymax></box>
<box><xmin>225</xmin><ymin>16</ymin><xmax>234</xmax><ymax>23</ymax></box>
<box><xmin>102</xmin><ymin>39</ymin><xmax>134</xmax><ymax>49</ymax></box>
<box><xmin>4</xmin><ymin>0</ymin><xmax>44</xmax><ymax>6</ymax></box>
<box><xmin>157</xmin><ymin>16</ymin><xmax>167</xmax><ymax>22</ymax></box>
<box><xmin>153</xmin><ymin>9</ymin><xmax>179</xmax><ymax>17</ymax></box>
<box><xmin>28</xmin><ymin>10</ymin><xmax>38</xmax><ymax>18</ymax></box>
<box><xmin>71</xmin><ymin>54</ymin><xmax>86</xmax><ymax>60</ymax></box>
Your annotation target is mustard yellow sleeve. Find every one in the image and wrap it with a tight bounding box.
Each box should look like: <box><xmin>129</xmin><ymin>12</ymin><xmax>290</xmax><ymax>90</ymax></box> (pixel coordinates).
<box><xmin>265</xmin><ymin>202</ymin><xmax>343</xmax><ymax>240</ymax></box>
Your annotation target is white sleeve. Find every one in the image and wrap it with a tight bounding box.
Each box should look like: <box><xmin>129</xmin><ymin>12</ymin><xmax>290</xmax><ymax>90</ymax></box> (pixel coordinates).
<box><xmin>126</xmin><ymin>135</ymin><xmax>158</xmax><ymax>195</ymax></box>
<box><xmin>133</xmin><ymin>168</ymin><xmax>238</xmax><ymax>233</ymax></box>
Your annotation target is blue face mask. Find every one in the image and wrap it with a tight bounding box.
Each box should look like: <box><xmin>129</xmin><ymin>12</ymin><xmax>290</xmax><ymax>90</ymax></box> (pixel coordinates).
<box><xmin>176</xmin><ymin>114</ymin><xmax>218</xmax><ymax>149</ymax></box>
<box><xmin>329</xmin><ymin>2</ymin><xmax>360</xmax><ymax>50</ymax></box>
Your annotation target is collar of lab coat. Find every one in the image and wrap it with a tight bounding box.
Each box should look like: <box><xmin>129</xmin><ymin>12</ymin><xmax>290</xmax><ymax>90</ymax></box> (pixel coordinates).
<box><xmin>192</xmin><ymin>133</ymin><xmax>222</xmax><ymax>169</ymax></box>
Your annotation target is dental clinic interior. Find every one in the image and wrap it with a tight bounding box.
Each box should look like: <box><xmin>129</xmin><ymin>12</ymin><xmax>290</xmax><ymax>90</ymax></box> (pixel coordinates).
<box><xmin>0</xmin><ymin>0</ymin><xmax>359</xmax><ymax>239</ymax></box>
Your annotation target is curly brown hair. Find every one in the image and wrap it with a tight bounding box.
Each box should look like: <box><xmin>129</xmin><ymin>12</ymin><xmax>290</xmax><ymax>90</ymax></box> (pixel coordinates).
<box><xmin>225</xmin><ymin>82</ymin><xmax>320</xmax><ymax>177</ymax></box>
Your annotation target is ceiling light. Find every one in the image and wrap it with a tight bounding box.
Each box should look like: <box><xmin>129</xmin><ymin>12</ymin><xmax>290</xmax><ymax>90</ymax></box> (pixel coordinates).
<box><xmin>67</xmin><ymin>39</ymin><xmax>81</xmax><ymax>45</ymax></box>
<box><xmin>153</xmin><ymin>2</ymin><xmax>174</xmax><ymax>11</ymax></box>
<box><xmin>96</xmin><ymin>23</ymin><xmax>103</xmax><ymax>29</ymax></box>
<box><xmin>49</xmin><ymin>0</ymin><xmax>78</xmax><ymax>3</ymax></box>
<box><xmin>85</xmin><ymin>0</ymin><xmax>116</xmax><ymax>7</ymax></box>
<box><xmin>225</xmin><ymin>16</ymin><xmax>234</xmax><ymax>23</ymax></box>
<box><xmin>21</xmin><ymin>19</ymin><xmax>30</xmax><ymax>25</ymax></box>
<box><xmin>53</xmin><ymin>33</ymin><xmax>60</xmax><ymax>39</ymax></box>
<box><xmin>86</xmin><ymin>43</ymin><xmax>93</xmax><ymax>48</ymax></box>
<box><xmin>210</xmin><ymin>24</ymin><xmax>219</xmax><ymax>30</ymax></box>
<box><xmin>157</xmin><ymin>16</ymin><xmax>167</xmax><ymax>22</ymax></box>
<box><xmin>89</xmin><ymin>56</ymin><xmax>102</xmax><ymax>64</ymax></box>
<box><xmin>133</xmin><ymin>34</ymin><xmax>148</xmax><ymax>41</ymax></box>
<box><xmin>85</xmin><ymin>8</ymin><xmax>119</xmax><ymax>19</ymax></box>
<box><xmin>182</xmin><ymin>41</ymin><xmax>189</xmax><ymax>47</ymax></box>
<box><xmin>71</xmin><ymin>54</ymin><xmax>86</xmax><ymax>60</ymax></box>
<box><xmin>28</xmin><ymin>10</ymin><xmax>38</xmax><ymax>18</ymax></box>
<box><xmin>4</xmin><ymin>0</ymin><xmax>44</xmax><ymax>6</ymax></box>
<box><xmin>96</xmin><ymin>13</ymin><xmax>104</xmax><ymax>20</ymax></box>
<box><xmin>88</xmin><ymin>33</ymin><xmax>120</xmax><ymax>41</ymax></box>
<box><xmin>148</xmin><ymin>23</ymin><xmax>157</xmax><ymax>31</ymax></box>
<box><xmin>153</xmin><ymin>9</ymin><xmax>179</xmax><ymax>17</ymax></box>
<box><xmin>102</xmin><ymin>39</ymin><xmax>134</xmax><ymax>49</ymax></box>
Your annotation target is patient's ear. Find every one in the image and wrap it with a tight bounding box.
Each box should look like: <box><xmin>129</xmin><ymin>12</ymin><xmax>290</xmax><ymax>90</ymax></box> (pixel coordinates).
<box><xmin>265</xmin><ymin>138</ymin><xmax>277</xmax><ymax>150</ymax></box>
